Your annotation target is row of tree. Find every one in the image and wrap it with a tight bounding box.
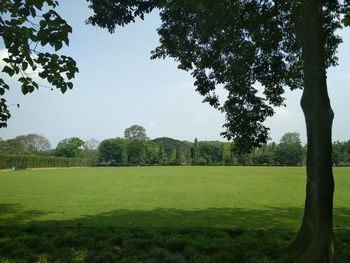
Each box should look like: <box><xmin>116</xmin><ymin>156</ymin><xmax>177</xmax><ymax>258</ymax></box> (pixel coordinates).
<box><xmin>97</xmin><ymin>132</ymin><xmax>306</xmax><ymax>166</ymax></box>
<box><xmin>0</xmin><ymin>134</ymin><xmax>51</xmax><ymax>154</ymax></box>
<box><xmin>0</xmin><ymin>134</ymin><xmax>98</xmax><ymax>157</ymax></box>
<box><xmin>1</xmin><ymin>126</ymin><xmax>350</xmax><ymax>167</ymax></box>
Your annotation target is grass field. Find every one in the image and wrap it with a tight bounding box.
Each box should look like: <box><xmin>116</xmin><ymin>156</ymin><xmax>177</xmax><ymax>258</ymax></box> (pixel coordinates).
<box><xmin>0</xmin><ymin>166</ymin><xmax>349</xmax><ymax>262</ymax></box>
<box><xmin>0</xmin><ymin>166</ymin><xmax>349</xmax><ymax>228</ymax></box>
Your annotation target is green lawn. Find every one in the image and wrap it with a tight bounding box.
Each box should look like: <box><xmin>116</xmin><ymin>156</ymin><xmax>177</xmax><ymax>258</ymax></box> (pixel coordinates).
<box><xmin>0</xmin><ymin>166</ymin><xmax>349</xmax><ymax>228</ymax></box>
<box><xmin>0</xmin><ymin>166</ymin><xmax>349</xmax><ymax>263</ymax></box>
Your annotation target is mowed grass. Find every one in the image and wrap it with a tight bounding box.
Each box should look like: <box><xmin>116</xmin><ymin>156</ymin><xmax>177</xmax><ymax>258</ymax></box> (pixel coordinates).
<box><xmin>0</xmin><ymin>166</ymin><xmax>349</xmax><ymax>228</ymax></box>
<box><xmin>0</xmin><ymin>166</ymin><xmax>349</xmax><ymax>262</ymax></box>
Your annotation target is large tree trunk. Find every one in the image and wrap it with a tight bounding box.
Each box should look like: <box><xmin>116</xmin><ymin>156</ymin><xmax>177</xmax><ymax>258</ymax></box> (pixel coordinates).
<box><xmin>290</xmin><ymin>1</ymin><xmax>345</xmax><ymax>262</ymax></box>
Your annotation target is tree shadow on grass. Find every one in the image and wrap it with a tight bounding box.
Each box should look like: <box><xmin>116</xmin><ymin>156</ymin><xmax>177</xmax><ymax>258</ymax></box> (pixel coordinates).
<box><xmin>0</xmin><ymin>203</ymin><xmax>52</xmax><ymax>225</ymax></box>
<box><xmin>0</xmin><ymin>204</ymin><xmax>349</xmax><ymax>262</ymax></box>
<box><xmin>1</xmin><ymin>203</ymin><xmax>349</xmax><ymax>229</ymax></box>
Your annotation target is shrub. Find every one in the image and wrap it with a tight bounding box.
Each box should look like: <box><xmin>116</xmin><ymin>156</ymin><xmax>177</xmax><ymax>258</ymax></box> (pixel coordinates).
<box><xmin>0</xmin><ymin>154</ymin><xmax>93</xmax><ymax>169</ymax></box>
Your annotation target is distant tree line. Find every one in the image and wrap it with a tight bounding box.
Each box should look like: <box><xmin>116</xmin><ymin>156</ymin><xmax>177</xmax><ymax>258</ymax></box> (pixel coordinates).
<box><xmin>1</xmin><ymin>126</ymin><xmax>350</xmax><ymax>168</ymax></box>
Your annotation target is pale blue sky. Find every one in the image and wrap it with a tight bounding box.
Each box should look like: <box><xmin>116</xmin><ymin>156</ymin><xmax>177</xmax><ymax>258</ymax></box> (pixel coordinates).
<box><xmin>0</xmin><ymin>1</ymin><xmax>349</xmax><ymax>147</ymax></box>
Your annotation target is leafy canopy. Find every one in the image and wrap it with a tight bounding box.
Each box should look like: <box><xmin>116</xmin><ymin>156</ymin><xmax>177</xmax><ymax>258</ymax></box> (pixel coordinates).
<box><xmin>0</xmin><ymin>0</ymin><xmax>78</xmax><ymax>127</ymax></box>
<box><xmin>15</xmin><ymin>133</ymin><xmax>51</xmax><ymax>152</ymax></box>
<box><xmin>87</xmin><ymin>0</ymin><xmax>349</xmax><ymax>153</ymax></box>
<box><xmin>275</xmin><ymin>132</ymin><xmax>303</xmax><ymax>166</ymax></box>
<box><xmin>124</xmin><ymin>124</ymin><xmax>149</xmax><ymax>140</ymax></box>
<box><xmin>55</xmin><ymin>137</ymin><xmax>84</xmax><ymax>158</ymax></box>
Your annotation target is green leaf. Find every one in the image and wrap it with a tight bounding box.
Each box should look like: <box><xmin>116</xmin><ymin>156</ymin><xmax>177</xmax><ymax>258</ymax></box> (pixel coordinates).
<box><xmin>55</xmin><ymin>41</ymin><xmax>63</xmax><ymax>51</ymax></box>
<box><xmin>14</xmin><ymin>66</ymin><xmax>20</xmax><ymax>74</ymax></box>
<box><xmin>47</xmin><ymin>75</ymin><xmax>54</xmax><ymax>83</ymax></box>
<box><xmin>18</xmin><ymin>77</ymin><xmax>27</xmax><ymax>83</ymax></box>
<box><xmin>28</xmin><ymin>85</ymin><xmax>35</xmax><ymax>93</ymax></box>
<box><xmin>2</xmin><ymin>66</ymin><xmax>15</xmax><ymax>77</ymax></box>
<box><xmin>67</xmin><ymin>82</ymin><xmax>73</xmax><ymax>89</ymax></box>
<box><xmin>66</xmin><ymin>72</ymin><xmax>74</xmax><ymax>80</ymax></box>
<box><xmin>63</xmin><ymin>36</ymin><xmax>69</xmax><ymax>46</ymax></box>
<box><xmin>67</xmin><ymin>25</ymin><xmax>72</xmax><ymax>33</ymax></box>
<box><xmin>343</xmin><ymin>16</ymin><xmax>350</xmax><ymax>27</ymax></box>
<box><xmin>22</xmin><ymin>62</ymin><xmax>28</xmax><ymax>71</ymax></box>
<box><xmin>21</xmin><ymin>85</ymin><xmax>29</xmax><ymax>95</ymax></box>
<box><xmin>33</xmin><ymin>0</ymin><xmax>44</xmax><ymax>10</ymax></box>
<box><xmin>40</xmin><ymin>38</ymin><xmax>48</xmax><ymax>46</ymax></box>
<box><xmin>61</xmin><ymin>86</ymin><xmax>67</xmax><ymax>94</ymax></box>
<box><xmin>39</xmin><ymin>20</ymin><xmax>47</xmax><ymax>28</ymax></box>
<box><xmin>30</xmin><ymin>7</ymin><xmax>37</xmax><ymax>17</ymax></box>
<box><xmin>38</xmin><ymin>71</ymin><xmax>47</xmax><ymax>78</ymax></box>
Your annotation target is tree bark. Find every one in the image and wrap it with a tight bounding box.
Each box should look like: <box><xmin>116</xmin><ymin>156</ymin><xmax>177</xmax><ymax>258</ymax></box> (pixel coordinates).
<box><xmin>290</xmin><ymin>1</ymin><xmax>345</xmax><ymax>262</ymax></box>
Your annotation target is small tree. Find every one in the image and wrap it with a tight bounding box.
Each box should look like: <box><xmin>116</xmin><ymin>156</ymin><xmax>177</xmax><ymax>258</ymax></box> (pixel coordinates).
<box><xmin>55</xmin><ymin>137</ymin><xmax>84</xmax><ymax>158</ymax></box>
<box><xmin>275</xmin><ymin>132</ymin><xmax>304</xmax><ymax>166</ymax></box>
<box><xmin>98</xmin><ymin>138</ymin><xmax>127</xmax><ymax>165</ymax></box>
<box><xmin>127</xmin><ymin>139</ymin><xmax>146</xmax><ymax>165</ymax></box>
<box><xmin>251</xmin><ymin>143</ymin><xmax>275</xmax><ymax>166</ymax></box>
<box><xmin>15</xmin><ymin>134</ymin><xmax>51</xmax><ymax>153</ymax></box>
<box><xmin>0</xmin><ymin>138</ymin><xmax>27</xmax><ymax>154</ymax></box>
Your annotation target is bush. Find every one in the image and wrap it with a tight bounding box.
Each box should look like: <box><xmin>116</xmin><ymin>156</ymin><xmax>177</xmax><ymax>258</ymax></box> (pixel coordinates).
<box><xmin>0</xmin><ymin>154</ymin><xmax>94</xmax><ymax>169</ymax></box>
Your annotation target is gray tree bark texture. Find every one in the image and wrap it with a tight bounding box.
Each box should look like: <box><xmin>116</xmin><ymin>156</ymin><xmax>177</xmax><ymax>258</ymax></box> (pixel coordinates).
<box><xmin>291</xmin><ymin>1</ymin><xmax>346</xmax><ymax>262</ymax></box>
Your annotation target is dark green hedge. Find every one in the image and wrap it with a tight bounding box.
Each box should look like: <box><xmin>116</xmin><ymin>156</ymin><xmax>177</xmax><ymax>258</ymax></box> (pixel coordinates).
<box><xmin>0</xmin><ymin>154</ymin><xmax>93</xmax><ymax>169</ymax></box>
